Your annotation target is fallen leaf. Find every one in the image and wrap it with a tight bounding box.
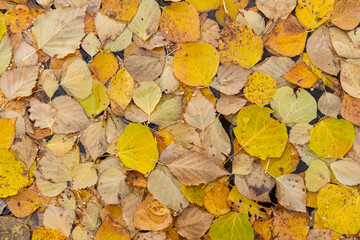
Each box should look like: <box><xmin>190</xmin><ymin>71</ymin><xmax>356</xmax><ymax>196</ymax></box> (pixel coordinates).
<box><xmin>244</xmin><ymin>72</ymin><xmax>277</xmax><ymax>106</ymax></box>
<box><xmin>0</xmin><ymin>216</ymin><xmax>30</xmax><ymax>240</ymax></box>
<box><xmin>199</xmin><ymin>13</ymin><xmax>221</xmax><ymax>47</ymax></box>
<box><xmin>133</xmin><ymin>81</ymin><xmax>162</xmax><ymax>115</ymax></box>
<box><xmin>10</xmin><ymin>134</ymin><xmax>37</xmax><ymax>168</ymax></box>
<box><xmin>340</xmin><ymin>60</ymin><xmax>360</xmax><ymax>98</ymax></box>
<box><xmin>341</xmin><ymin>94</ymin><xmax>360</xmax><ymax>126</ymax></box>
<box><xmin>331</xmin><ymin>0</ymin><xmax>360</xmax><ymax>30</ymax></box>
<box><xmin>32</xmin><ymin>227</ymin><xmax>67</xmax><ymax>240</ymax></box>
<box><xmin>81</xmin><ymin>120</ymin><xmax>108</xmax><ymax>160</ymax></box>
<box><xmin>94</xmin><ymin>218</ymin><xmax>130</xmax><ymax>240</ymax></box>
<box><xmin>29</xmin><ymin>98</ymin><xmax>56</xmax><ymax>130</ymax></box>
<box><xmin>13</xmin><ymin>41</ymin><xmax>38</xmax><ymax>67</ymax></box>
<box><xmin>295</xmin><ymin>0</ymin><xmax>335</xmax><ymax>29</ymax></box>
<box><xmin>0</xmin><ymin>34</ymin><xmax>11</xmax><ymax>76</ymax></box>
<box><xmin>44</xmin><ymin>204</ymin><xmax>76</xmax><ymax>236</ymax></box>
<box><xmin>81</xmin><ymin>32</ymin><xmax>101</xmax><ymax>57</ymax></box>
<box><xmin>0</xmin><ymin>118</ymin><xmax>15</xmax><ymax>149</ymax></box>
<box><xmin>330</xmin><ymin>159</ymin><xmax>360</xmax><ymax>186</ymax></box>
<box><xmin>46</xmin><ymin>134</ymin><xmax>76</xmax><ymax>156</ymax></box>
<box><xmin>204</xmin><ymin>182</ymin><xmax>230</xmax><ymax>216</ymax></box>
<box><xmin>72</xmin><ymin>162</ymin><xmax>98</xmax><ymax>189</ymax></box>
<box><xmin>89</xmin><ymin>50</ymin><xmax>118</xmax><ymax>84</ymax></box>
<box><xmin>149</xmin><ymin>95</ymin><xmax>182</xmax><ymax>126</ymax></box>
<box><xmin>5</xmin><ymin>4</ymin><xmax>34</xmax><ymax>33</ymax></box>
<box><xmin>318</xmin><ymin>92</ymin><xmax>341</xmax><ymax>118</ymax></box>
<box><xmin>102</xmin><ymin>0</ymin><xmax>139</xmax><ymax>21</ymax></box>
<box><xmin>256</xmin><ymin>0</ymin><xmax>296</xmax><ymax>20</ymax></box>
<box><xmin>95</xmin><ymin>10</ymin><xmax>126</xmax><ymax>44</ymax></box>
<box><xmin>330</xmin><ymin>27</ymin><xmax>360</xmax><ymax>58</ymax></box>
<box><xmin>281</xmin><ymin>62</ymin><xmax>318</xmax><ymax>88</ymax></box>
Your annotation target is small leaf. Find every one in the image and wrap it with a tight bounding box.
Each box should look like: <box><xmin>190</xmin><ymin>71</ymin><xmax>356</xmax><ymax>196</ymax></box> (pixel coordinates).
<box><xmin>330</xmin><ymin>159</ymin><xmax>360</xmax><ymax>186</ymax></box>
<box><xmin>305</xmin><ymin>159</ymin><xmax>330</xmax><ymax>192</ymax></box>
<box><xmin>89</xmin><ymin>50</ymin><xmax>119</xmax><ymax>84</ymax></box>
<box><xmin>276</xmin><ymin>174</ymin><xmax>306</xmax><ymax>213</ymax></box>
<box><xmin>244</xmin><ymin>72</ymin><xmax>277</xmax><ymax>106</ymax></box>
<box><xmin>29</xmin><ymin>98</ymin><xmax>56</xmax><ymax>130</ymax></box>
<box><xmin>133</xmin><ymin>81</ymin><xmax>162</xmax><ymax>115</ymax></box>
<box><xmin>295</xmin><ymin>0</ymin><xmax>335</xmax><ymax>29</ymax></box>
<box><xmin>0</xmin><ymin>118</ymin><xmax>16</xmax><ymax>149</ymax></box>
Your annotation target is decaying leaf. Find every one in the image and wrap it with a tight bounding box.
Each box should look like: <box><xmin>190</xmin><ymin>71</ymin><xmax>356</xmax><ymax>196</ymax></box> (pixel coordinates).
<box><xmin>244</xmin><ymin>72</ymin><xmax>277</xmax><ymax>106</ymax></box>
<box><xmin>276</xmin><ymin>174</ymin><xmax>306</xmax><ymax>213</ymax></box>
<box><xmin>256</xmin><ymin>0</ymin><xmax>296</xmax><ymax>20</ymax></box>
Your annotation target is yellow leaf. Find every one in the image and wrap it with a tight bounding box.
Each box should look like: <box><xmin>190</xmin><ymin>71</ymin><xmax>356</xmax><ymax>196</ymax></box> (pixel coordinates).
<box><xmin>77</xmin><ymin>80</ymin><xmax>110</xmax><ymax>118</ymax></box>
<box><xmin>263</xmin><ymin>15</ymin><xmax>308</xmax><ymax>57</ymax></box>
<box><xmin>117</xmin><ymin>123</ymin><xmax>159</xmax><ymax>174</ymax></box>
<box><xmin>317</xmin><ymin>184</ymin><xmax>360</xmax><ymax>234</ymax></box>
<box><xmin>5</xmin><ymin>5</ymin><xmax>34</xmax><ymax>33</ymax></box>
<box><xmin>89</xmin><ymin>50</ymin><xmax>119</xmax><ymax>84</ymax></box>
<box><xmin>234</xmin><ymin>105</ymin><xmax>288</xmax><ymax>160</ymax></box>
<box><xmin>94</xmin><ymin>219</ymin><xmax>130</xmax><ymax>240</ymax></box>
<box><xmin>0</xmin><ymin>149</ymin><xmax>28</xmax><ymax>198</ymax></box>
<box><xmin>219</xmin><ymin>22</ymin><xmax>263</xmax><ymax>69</ymax></box>
<box><xmin>102</xmin><ymin>0</ymin><xmax>140</xmax><ymax>21</ymax></box>
<box><xmin>204</xmin><ymin>182</ymin><xmax>230</xmax><ymax>216</ymax></box>
<box><xmin>305</xmin><ymin>159</ymin><xmax>330</xmax><ymax>192</ymax></box>
<box><xmin>244</xmin><ymin>72</ymin><xmax>277</xmax><ymax>106</ymax></box>
<box><xmin>160</xmin><ymin>2</ymin><xmax>200</xmax><ymax>43</ymax></box>
<box><xmin>227</xmin><ymin>187</ymin><xmax>270</xmax><ymax>223</ymax></box>
<box><xmin>0</xmin><ymin>118</ymin><xmax>16</xmax><ymax>149</ymax></box>
<box><xmin>281</xmin><ymin>62</ymin><xmax>318</xmax><ymax>88</ymax></box>
<box><xmin>173</xmin><ymin>42</ymin><xmax>220</xmax><ymax>87</ymax></box>
<box><xmin>0</xmin><ymin>12</ymin><xmax>6</xmax><ymax>41</ymax></box>
<box><xmin>261</xmin><ymin>141</ymin><xmax>299</xmax><ymax>178</ymax></box>
<box><xmin>181</xmin><ymin>184</ymin><xmax>206</xmax><ymax>206</ymax></box>
<box><xmin>310</xmin><ymin>118</ymin><xmax>355</xmax><ymax>158</ymax></box>
<box><xmin>222</xmin><ymin>0</ymin><xmax>249</xmax><ymax>20</ymax></box>
<box><xmin>107</xmin><ymin>68</ymin><xmax>135</xmax><ymax>111</ymax></box>
<box><xmin>185</xmin><ymin>0</ymin><xmax>220</xmax><ymax>12</ymax></box>
<box><xmin>272</xmin><ymin>208</ymin><xmax>309</xmax><ymax>240</ymax></box>
<box><xmin>295</xmin><ymin>0</ymin><xmax>335</xmax><ymax>29</ymax></box>
<box><xmin>32</xmin><ymin>227</ymin><xmax>67</xmax><ymax>240</ymax></box>
<box><xmin>253</xmin><ymin>219</ymin><xmax>272</xmax><ymax>240</ymax></box>
<box><xmin>133</xmin><ymin>81</ymin><xmax>162</xmax><ymax>115</ymax></box>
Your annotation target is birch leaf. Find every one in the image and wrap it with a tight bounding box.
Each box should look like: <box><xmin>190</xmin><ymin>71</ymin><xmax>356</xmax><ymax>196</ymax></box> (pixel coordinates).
<box><xmin>133</xmin><ymin>81</ymin><xmax>162</xmax><ymax>115</ymax></box>
<box><xmin>28</xmin><ymin>98</ymin><xmax>56</xmax><ymax>129</ymax></box>
<box><xmin>81</xmin><ymin>120</ymin><xmax>108</xmax><ymax>160</ymax></box>
<box><xmin>44</xmin><ymin>205</ymin><xmax>76</xmax><ymax>236</ymax></box>
<box><xmin>0</xmin><ymin>34</ymin><xmax>11</xmax><ymax>76</ymax></box>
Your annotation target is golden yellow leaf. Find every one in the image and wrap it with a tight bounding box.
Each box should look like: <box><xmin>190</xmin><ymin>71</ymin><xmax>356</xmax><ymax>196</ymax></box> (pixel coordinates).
<box><xmin>0</xmin><ymin>118</ymin><xmax>16</xmax><ymax>149</ymax></box>
<box><xmin>0</xmin><ymin>12</ymin><xmax>6</xmax><ymax>41</ymax></box>
<box><xmin>5</xmin><ymin>5</ymin><xmax>34</xmax><ymax>33</ymax></box>
<box><xmin>272</xmin><ymin>208</ymin><xmax>309</xmax><ymax>240</ymax></box>
<box><xmin>117</xmin><ymin>123</ymin><xmax>159</xmax><ymax>174</ymax></box>
<box><xmin>281</xmin><ymin>62</ymin><xmax>318</xmax><ymax>88</ymax></box>
<box><xmin>32</xmin><ymin>227</ymin><xmax>67</xmax><ymax>240</ymax></box>
<box><xmin>160</xmin><ymin>2</ymin><xmax>200</xmax><ymax>43</ymax></box>
<box><xmin>221</xmin><ymin>0</ymin><xmax>249</xmax><ymax>20</ymax></box>
<box><xmin>89</xmin><ymin>49</ymin><xmax>119</xmax><ymax>84</ymax></box>
<box><xmin>102</xmin><ymin>0</ymin><xmax>140</xmax><ymax>21</ymax></box>
<box><xmin>107</xmin><ymin>68</ymin><xmax>135</xmax><ymax>111</ymax></box>
<box><xmin>219</xmin><ymin>22</ymin><xmax>263</xmax><ymax>69</ymax></box>
<box><xmin>181</xmin><ymin>184</ymin><xmax>206</xmax><ymax>206</ymax></box>
<box><xmin>263</xmin><ymin>15</ymin><xmax>308</xmax><ymax>57</ymax></box>
<box><xmin>173</xmin><ymin>42</ymin><xmax>219</xmax><ymax>87</ymax></box>
<box><xmin>234</xmin><ymin>105</ymin><xmax>288</xmax><ymax>160</ymax></box>
<box><xmin>94</xmin><ymin>218</ymin><xmax>130</xmax><ymax>240</ymax></box>
<box><xmin>295</xmin><ymin>0</ymin><xmax>335</xmax><ymax>30</ymax></box>
<box><xmin>0</xmin><ymin>149</ymin><xmax>28</xmax><ymax>198</ymax></box>
<box><xmin>185</xmin><ymin>0</ymin><xmax>220</xmax><ymax>12</ymax></box>
<box><xmin>244</xmin><ymin>72</ymin><xmax>277</xmax><ymax>106</ymax></box>
<box><xmin>253</xmin><ymin>219</ymin><xmax>273</xmax><ymax>240</ymax></box>
<box><xmin>204</xmin><ymin>182</ymin><xmax>230</xmax><ymax>216</ymax></box>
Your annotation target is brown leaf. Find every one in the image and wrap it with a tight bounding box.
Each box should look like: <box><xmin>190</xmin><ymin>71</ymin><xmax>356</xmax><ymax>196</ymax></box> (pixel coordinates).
<box><xmin>341</xmin><ymin>94</ymin><xmax>360</xmax><ymax>126</ymax></box>
<box><xmin>331</xmin><ymin>0</ymin><xmax>360</xmax><ymax>31</ymax></box>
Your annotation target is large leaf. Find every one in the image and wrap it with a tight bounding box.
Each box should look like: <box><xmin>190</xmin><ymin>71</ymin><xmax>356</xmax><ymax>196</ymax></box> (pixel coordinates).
<box><xmin>233</xmin><ymin>105</ymin><xmax>288</xmax><ymax>160</ymax></box>
<box><xmin>270</xmin><ymin>86</ymin><xmax>317</xmax><ymax>126</ymax></box>
<box><xmin>295</xmin><ymin>0</ymin><xmax>335</xmax><ymax>29</ymax></box>
<box><xmin>117</xmin><ymin>123</ymin><xmax>159</xmax><ymax>174</ymax></box>
<box><xmin>31</xmin><ymin>7</ymin><xmax>85</xmax><ymax>58</ymax></box>
<box><xmin>317</xmin><ymin>184</ymin><xmax>360</xmax><ymax>234</ymax></box>
<box><xmin>147</xmin><ymin>165</ymin><xmax>189</xmax><ymax>211</ymax></box>
<box><xmin>209</xmin><ymin>212</ymin><xmax>254</xmax><ymax>240</ymax></box>
<box><xmin>330</xmin><ymin>159</ymin><xmax>360</xmax><ymax>185</ymax></box>
<box><xmin>310</xmin><ymin>118</ymin><xmax>355</xmax><ymax>158</ymax></box>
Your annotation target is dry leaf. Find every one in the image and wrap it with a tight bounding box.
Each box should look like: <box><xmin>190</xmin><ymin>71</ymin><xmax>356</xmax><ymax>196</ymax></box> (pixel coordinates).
<box><xmin>341</xmin><ymin>94</ymin><xmax>360</xmax><ymax>126</ymax></box>
<box><xmin>318</xmin><ymin>92</ymin><xmax>341</xmax><ymax>118</ymax></box>
<box><xmin>95</xmin><ymin>10</ymin><xmax>126</xmax><ymax>44</ymax></box>
<box><xmin>44</xmin><ymin>204</ymin><xmax>76</xmax><ymax>236</ymax></box>
<box><xmin>29</xmin><ymin>98</ymin><xmax>56</xmax><ymax>129</ymax></box>
<box><xmin>331</xmin><ymin>0</ymin><xmax>360</xmax><ymax>30</ymax></box>
<box><xmin>256</xmin><ymin>0</ymin><xmax>296</xmax><ymax>20</ymax></box>
<box><xmin>81</xmin><ymin>120</ymin><xmax>108</xmax><ymax>160</ymax></box>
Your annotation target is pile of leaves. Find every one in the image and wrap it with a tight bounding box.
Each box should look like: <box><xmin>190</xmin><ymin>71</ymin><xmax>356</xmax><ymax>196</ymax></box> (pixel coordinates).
<box><xmin>1</xmin><ymin>0</ymin><xmax>360</xmax><ymax>239</ymax></box>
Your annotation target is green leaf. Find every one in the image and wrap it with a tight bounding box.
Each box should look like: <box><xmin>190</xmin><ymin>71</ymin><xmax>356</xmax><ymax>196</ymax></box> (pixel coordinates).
<box><xmin>209</xmin><ymin>212</ymin><xmax>254</xmax><ymax>240</ymax></box>
<box><xmin>310</xmin><ymin>118</ymin><xmax>355</xmax><ymax>158</ymax></box>
<box><xmin>234</xmin><ymin>105</ymin><xmax>288</xmax><ymax>160</ymax></box>
<box><xmin>270</xmin><ymin>86</ymin><xmax>317</xmax><ymax>126</ymax></box>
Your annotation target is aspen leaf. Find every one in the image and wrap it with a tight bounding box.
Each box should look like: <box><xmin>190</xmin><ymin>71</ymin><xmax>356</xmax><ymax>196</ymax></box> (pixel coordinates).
<box><xmin>185</xmin><ymin>0</ymin><xmax>219</xmax><ymax>12</ymax></box>
<box><xmin>117</xmin><ymin>123</ymin><xmax>158</xmax><ymax>174</ymax></box>
<box><xmin>175</xmin><ymin>206</ymin><xmax>214</xmax><ymax>240</ymax></box>
<box><xmin>122</xmin><ymin>191</ymin><xmax>142</xmax><ymax>236</ymax></box>
<box><xmin>89</xmin><ymin>50</ymin><xmax>119</xmax><ymax>84</ymax></box>
<box><xmin>271</xmin><ymin>209</ymin><xmax>309</xmax><ymax>240</ymax></box>
<box><xmin>221</xmin><ymin>0</ymin><xmax>250</xmax><ymax>20</ymax></box>
<box><xmin>34</xmin><ymin>171</ymin><xmax>67</xmax><ymax>197</ymax></box>
<box><xmin>81</xmin><ymin>32</ymin><xmax>101</xmax><ymax>57</ymax></box>
<box><xmin>77</xmin><ymin>80</ymin><xmax>110</xmax><ymax>118</ymax></box>
<box><xmin>107</xmin><ymin>68</ymin><xmax>135</xmax><ymax>111</ymax></box>
<box><xmin>0</xmin><ymin>217</ymin><xmax>30</xmax><ymax>240</ymax></box>
<box><xmin>270</xmin><ymin>86</ymin><xmax>317</xmax><ymax>126</ymax></box>
<box><xmin>256</xmin><ymin>0</ymin><xmax>296</xmax><ymax>20</ymax></box>
<box><xmin>160</xmin><ymin>2</ymin><xmax>200</xmax><ymax>43</ymax></box>
<box><xmin>0</xmin><ymin>13</ymin><xmax>5</xmax><ymax>41</ymax></box>
<box><xmin>289</xmin><ymin>123</ymin><xmax>312</xmax><ymax>145</ymax></box>
<box><xmin>134</xmin><ymin>195</ymin><xmax>173</xmax><ymax>231</ymax></box>
<box><xmin>232</xmin><ymin>153</ymin><xmax>254</xmax><ymax>175</ymax></box>
<box><xmin>149</xmin><ymin>95</ymin><xmax>182</xmax><ymax>126</ymax></box>
<box><xmin>133</xmin><ymin>81</ymin><xmax>161</xmax><ymax>115</ymax></box>
<box><xmin>29</xmin><ymin>98</ymin><xmax>56</xmax><ymax>129</ymax></box>
<box><xmin>51</xmin><ymin>96</ymin><xmax>90</xmax><ymax>134</ymax></box>
<box><xmin>341</xmin><ymin>94</ymin><xmax>360</xmax><ymax>127</ymax></box>
<box><xmin>11</xmin><ymin>135</ymin><xmax>38</xmax><ymax>168</ymax></box>
<box><xmin>72</xmin><ymin>162</ymin><xmax>98</xmax><ymax>189</ymax></box>
<box><xmin>261</xmin><ymin>142</ymin><xmax>299</xmax><ymax>178</ymax></box>
<box><xmin>167</xmin><ymin>151</ymin><xmax>228</xmax><ymax>186</ymax></box>
<box><xmin>295</xmin><ymin>0</ymin><xmax>335</xmax><ymax>30</ymax></box>
<box><xmin>181</xmin><ymin>185</ymin><xmax>206</xmax><ymax>207</ymax></box>
<box><xmin>148</xmin><ymin>165</ymin><xmax>189</xmax><ymax>211</ymax></box>
<box><xmin>5</xmin><ymin>5</ymin><xmax>34</xmax><ymax>33</ymax></box>
<box><xmin>95</xmin><ymin>10</ymin><xmax>126</xmax><ymax>44</ymax></box>
<box><xmin>318</xmin><ymin>92</ymin><xmax>341</xmax><ymax>118</ymax></box>
<box><xmin>219</xmin><ymin>22</ymin><xmax>263</xmax><ymax>69</ymax></box>
<box><xmin>236</xmin><ymin>9</ymin><xmax>265</xmax><ymax>36</ymax></box>
<box><xmin>0</xmin><ymin>118</ymin><xmax>16</xmax><ymax>149</ymax></box>
<box><xmin>204</xmin><ymin>182</ymin><xmax>230</xmax><ymax>216</ymax></box>
<box><xmin>199</xmin><ymin>13</ymin><xmax>221</xmax><ymax>47</ymax></box>
<box><xmin>244</xmin><ymin>72</ymin><xmax>277</xmax><ymax>106</ymax></box>
<box><xmin>79</xmin><ymin>200</ymin><xmax>102</xmax><ymax>230</ymax></box>
<box><xmin>133</xmin><ymin>31</ymin><xmax>166</xmax><ymax>50</ymax></box>
<box><xmin>264</xmin><ymin>15</ymin><xmax>308</xmax><ymax>57</ymax></box>
<box><xmin>331</xmin><ymin>0</ymin><xmax>360</xmax><ymax>31</ymax></box>
<box><xmin>216</xmin><ymin>94</ymin><xmax>247</xmax><ymax>116</ymax></box>
<box><xmin>128</xmin><ymin>0</ymin><xmax>161</xmax><ymax>41</ymax></box>
<box><xmin>317</xmin><ymin>184</ymin><xmax>360</xmax><ymax>234</ymax></box>
<box><xmin>102</xmin><ymin>0</ymin><xmax>139</xmax><ymax>22</ymax></box>
<box><xmin>306</xmin><ymin>26</ymin><xmax>340</xmax><ymax>76</ymax></box>
<box><xmin>32</xmin><ymin>227</ymin><xmax>67</xmax><ymax>240</ymax></box>
<box><xmin>330</xmin><ymin>27</ymin><xmax>360</xmax><ymax>58</ymax></box>
<box><xmin>305</xmin><ymin>159</ymin><xmax>330</xmax><ymax>192</ymax></box>
<box><xmin>105</xmin><ymin>27</ymin><xmax>133</xmax><ymax>52</ymax></box>
<box><xmin>31</xmin><ymin>7</ymin><xmax>85</xmax><ymax>58</ymax></box>
<box><xmin>173</xmin><ymin>42</ymin><xmax>219</xmax><ymax>87</ymax></box>
<box><xmin>281</xmin><ymin>62</ymin><xmax>318</xmax><ymax>88</ymax></box>
<box><xmin>44</xmin><ymin>205</ymin><xmax>76</xmax><ymax>236</ymax></box>
<box><xmin>209</xmin><ymin>212</ymin><xmax>254</xmax><ymax>240</ymax></box>
<box><xmin>81</xmin><ymin>120</ymin><xmax>108</xmax><ymax>160</ymax></box>
<box><xmin>340</xmin><ymin>60</ymin><xmax>360</xmax><ymax>99</ymax></box>
<box><xmin>54</xmin><ymin>0</ymin><xmax>101</xmax><ymax>12</ymax></box>
<box><xmin>94</xmin><ymin>218</ymin><xmax>130</xmax><ymax>240</ymax></box>
<box><xmin>211</xmin><ymin>64</ymin><xmax>248</xmax><ymax>95</ymax></box>
<box><xmin>0</xmin><ymin>34</ymin><xmax>11</xmax><ymax>76</ymax></box>
<box><xmin>330</xmin><ymin>159</ymin><xmax>360</xmax><ymax>186</ymax></box>
<box><xmin>0</xmin><ymin>66</ymin><xmax>39</xmax><ymax>100</ymax></box>
<box><xmin>183</xmin><ymin>91</ymin><xmax>216</xmax><ymax>130</ymax></box>
<box><xmin>97</xmin><ymin>167</ymin><xmax>129</xmax><ymax>205</ymax></box>
<box><xmin>310</xmin><ymin>118</ymin><xmax>355</xmax><ymax>158</ymax></box>
<box><xmin>13</xmin><ymin>41</ymin><xmax>38</xmax><ymax>67</ymax></box>
<box><xmin>234</xmin><ymin>105</ymin><xmax>288</xmax><ymax>160</ymax></box>
<box><xmin>46</xmin><ymin>134</ymin><xmax>76</xmax><ymax>157</ymax></box>
<box><xmin>276</xmin><ymin>174</ymin><xmax>306</xmax><ymax>213</ymax></box>
<box><xmin>38</xmin><ymin>69</ymin><xmax>58</xmax><ymax>99</ymax></box>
